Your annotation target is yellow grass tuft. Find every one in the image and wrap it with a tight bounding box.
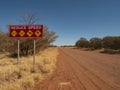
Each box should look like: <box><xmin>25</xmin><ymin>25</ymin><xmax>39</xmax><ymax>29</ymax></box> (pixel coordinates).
<box><xmin>0</xmin><ymin>47</ymin><xmax>58</xmax><ymax>90</ymax></box>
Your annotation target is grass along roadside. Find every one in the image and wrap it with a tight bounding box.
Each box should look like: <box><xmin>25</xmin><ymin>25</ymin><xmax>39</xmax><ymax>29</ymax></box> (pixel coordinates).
<box><xmin>0</xmin><ymin>47</ymin><xmax>58</xmax><ymax>90</ymax></box>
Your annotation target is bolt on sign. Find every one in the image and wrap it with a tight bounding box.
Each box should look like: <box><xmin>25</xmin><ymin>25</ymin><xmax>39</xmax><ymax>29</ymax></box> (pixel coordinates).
<box><xmin>9</xmin><ymin>25</ymin><xmax>43</xmax><ymax>38</ymax></box>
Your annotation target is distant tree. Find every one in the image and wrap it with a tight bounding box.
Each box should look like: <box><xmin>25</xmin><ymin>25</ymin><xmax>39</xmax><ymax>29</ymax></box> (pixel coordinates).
<box><xmin>102</xmin><ymin>36</ymin><xmax>120</xmax><ymax>50</ymax></box>
<box><xmin>75</xmin><ymin>37</ymin><xmax>89</xmax><ymax>48</ymax></box>
<box><xmin>75</xmin><ymin>40</ymin><xmax>80</xmax><ymax>47</ymax></box>
<box><xmin>90</xmin><ymin>37</ymin><xmax>102</xmax><ymax>49</ymax></box>
<box><xmin>113</xmin><ymin>37</ymin><xmax>120</xmax><ymax>49</ymax></box>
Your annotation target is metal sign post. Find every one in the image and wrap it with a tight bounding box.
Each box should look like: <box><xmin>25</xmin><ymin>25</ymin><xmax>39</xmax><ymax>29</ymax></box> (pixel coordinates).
<box><xmin>33</xmin><ymin>39</ymin><xmax>36</xmax><ymax>65</ymax></box>
<box><xmin>17</xmin><ymin>39</ymin><xmax>20</xmax><ymax>64</ymax></box>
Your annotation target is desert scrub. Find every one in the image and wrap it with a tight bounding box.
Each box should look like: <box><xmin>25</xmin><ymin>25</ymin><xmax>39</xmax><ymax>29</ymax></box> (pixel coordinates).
<box><xmin>0</xmin><ymin>47</ymin><xmax>58</xmax><ymax>90</ymax></box>
<box><xmin>100</xmin><ymin>49</ymin><xmax>120</xmax><ymax>54</ymax></box>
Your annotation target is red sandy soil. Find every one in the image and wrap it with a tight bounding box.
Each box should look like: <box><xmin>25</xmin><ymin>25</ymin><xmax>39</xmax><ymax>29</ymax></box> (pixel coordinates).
<box><xmin>33</xmin><ymin>47</ymin><xmax>120</xmax><ymax>90</ymax></box>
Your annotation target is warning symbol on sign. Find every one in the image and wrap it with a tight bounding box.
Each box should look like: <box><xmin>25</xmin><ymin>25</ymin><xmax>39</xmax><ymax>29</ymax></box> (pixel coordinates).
<box><xmin>11</xmin><ymin>30</ymin><xmax>17</xmax><ymax>37</ymax></box>
<box><xmin>19</xmin><ymin>30</ymin><xmax>25</xmax><ymax>36</ymax></box>
<box><xmin>35</xmin><ymin>30</ymin><xmax>41</xmax><ymax>37</ymax></box>
<box><xmin>27</xmin><ymin>30</ymin><xmax>33</xmax><ymax>37</ymax></box>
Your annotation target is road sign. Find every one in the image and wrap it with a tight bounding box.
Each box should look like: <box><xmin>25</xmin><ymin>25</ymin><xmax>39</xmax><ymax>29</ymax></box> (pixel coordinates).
<box><xmin>9</xmin><ymin>25</ymin><xmax>43</xmax><ymax>64</ymax></box>
<box><xmin>9</xmin><ymin>25</ymin><xmax>43</xmax><ymax>38</ymax></box>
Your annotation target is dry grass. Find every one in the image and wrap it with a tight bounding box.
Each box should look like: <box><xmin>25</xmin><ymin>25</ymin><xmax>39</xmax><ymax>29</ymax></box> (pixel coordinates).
<box><xmin>0</xmin><ymin>47</ymin><xmax>58</xmax><ymax>90</ymax></box>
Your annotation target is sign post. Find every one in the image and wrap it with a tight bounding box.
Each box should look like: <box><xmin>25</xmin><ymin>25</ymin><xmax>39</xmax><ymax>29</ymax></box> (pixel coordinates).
<box><xmin>17</xmin><ymin>39</ymin><xmax>20</xmax><ymax>64</ymax></box>
<box><xmin>9</xmin><ymin>25</ymin><xmax>43</xmax><ymax>65</ymax></box>
<box><xmin>33</xmin><ymin>39</ymin><xmax>36</xmax><ymax>65</ymax></box>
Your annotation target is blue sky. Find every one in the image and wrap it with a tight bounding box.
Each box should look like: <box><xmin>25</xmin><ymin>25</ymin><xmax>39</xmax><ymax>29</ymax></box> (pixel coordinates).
<box><xmin>0</xmin><ymin>0</ymin><xmax>120</xmax><ymax>46</ymax></box>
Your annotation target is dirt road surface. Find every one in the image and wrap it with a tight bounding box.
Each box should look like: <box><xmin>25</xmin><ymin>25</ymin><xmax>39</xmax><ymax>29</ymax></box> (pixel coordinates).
<box><xmin>33</xmin><ymin>47</ymin><xmax>120</xmax><ymax>90</ymax></box>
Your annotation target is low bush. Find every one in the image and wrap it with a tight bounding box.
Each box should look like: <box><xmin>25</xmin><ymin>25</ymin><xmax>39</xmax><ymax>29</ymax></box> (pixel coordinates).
<box><xmin>100</xmin><ymin>49</ymin><xmax>120</xmax><ymax>54</ymax></box>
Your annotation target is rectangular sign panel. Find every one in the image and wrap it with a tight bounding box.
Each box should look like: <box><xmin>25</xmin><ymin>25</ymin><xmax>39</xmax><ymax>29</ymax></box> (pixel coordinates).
<box><xmin>9</xmin><ymin>25</ymin><xmax>43</xmax><ymax>38</ymax></box>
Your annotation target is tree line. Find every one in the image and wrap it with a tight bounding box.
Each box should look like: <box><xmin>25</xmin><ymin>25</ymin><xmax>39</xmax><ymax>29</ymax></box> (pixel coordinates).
<box><xmin>75</xmin><ymin>36</ymin><xmax>120</xmax><ymax>50</ymax></box>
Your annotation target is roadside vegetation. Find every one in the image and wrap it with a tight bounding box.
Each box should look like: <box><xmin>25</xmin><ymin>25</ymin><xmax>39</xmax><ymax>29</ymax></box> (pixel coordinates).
<box><xmin>75</xmin><ymin>36</ymin><xmax>120</xmax><ymax>54</ymax></box>
<box><xmin>0</xmin><ymin>13</ymin><xmax>58</xmax><ymax>90</ymax></box>
<box><xmin>0</xmin><ymin>48</ymin><xmax>58</xmax><ymax>90</ymax></box>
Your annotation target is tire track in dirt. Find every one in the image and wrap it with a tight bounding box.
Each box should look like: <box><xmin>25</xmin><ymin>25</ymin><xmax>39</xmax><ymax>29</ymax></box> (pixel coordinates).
<box><xmin>61</xmin><ymin>51</ymin><xmax>86</xmax><ymax>90</ymax></box>
<box><xmin>60</xmin><ymin>48</ymin><xmax>115</xmax><ymax>90</ymax></box>
<box><xmin>60</xmin><ymin>48</ymin><xmax>102</xmax><ymax>90</ymax></box>
<box><xmin>63</xmin><ymin>48</ymin><xmax>120</xmax><ymax>89</ymax></box>
<box><xmin>32</xmin><ymin>47</ymin><xmax>120</xmax><ymax>90</ymax></box>
<box><xmin>53</xmin><ymin>48</ymin><xmax>86</xmax><ymax>90</ymax></box>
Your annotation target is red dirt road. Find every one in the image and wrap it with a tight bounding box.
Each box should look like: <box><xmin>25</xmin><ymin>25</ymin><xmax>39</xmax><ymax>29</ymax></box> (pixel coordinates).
<box><xmin>33</xmin><ymin>47</ymin><xmax>120</xmax><ymax>90</ymax></box>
